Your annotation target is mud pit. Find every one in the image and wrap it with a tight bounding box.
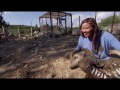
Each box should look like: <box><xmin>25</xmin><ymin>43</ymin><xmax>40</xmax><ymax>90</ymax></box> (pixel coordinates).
<box><xmin>0</xmin><ymin>34</ymin><xmax>120</xmax><ymax>78</ymax></box>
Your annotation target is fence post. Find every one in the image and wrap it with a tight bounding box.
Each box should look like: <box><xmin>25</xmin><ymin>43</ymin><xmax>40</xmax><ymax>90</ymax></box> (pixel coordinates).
<box><xmin>31</xmin><ymin>27</ymin><xmax>33</xmax><ymax>36</ymax></box>
<box><xmin>18</xmin><ymin>27</ymin><xmax>21</xmax><ymax>37</ymax></box>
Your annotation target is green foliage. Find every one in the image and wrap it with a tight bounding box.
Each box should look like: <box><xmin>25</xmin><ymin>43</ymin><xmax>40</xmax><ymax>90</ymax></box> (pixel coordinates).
<box><xmin>9</xmin><ymin>29</ymin><xmax>31</xmax><ymax>36</ymax></box>
<box><xmin>23</xmin><ymin>29</ymin><xmax>31</xmax><ymax>35</ymax></box>
<box><xmin>9</xmin><ymin>25</ymin><xmax>37</xmax><ymax>35</ymax></box>
<box><xmin>20</xmin><ymin>30</ymin><xmax>24</xmax><ymax>35</ymax></box>
<box><xmin>67</xmin><ymin>27</ymin><xmax>72</xmax><ymax>33</ymax></box>
<box><xmin>9</xmin><ymin>29</ymin><xmax>18</xmax><ymax>35</ymax></box>
<box><xmin>9</xmin><ymin>25</ymin><xmax>33</xmax><ymax>29</ymax></box>
<box><xmin>98</xmin><ymin>15</ymin><xmax>120</xmax><ymax>27</ymax></box>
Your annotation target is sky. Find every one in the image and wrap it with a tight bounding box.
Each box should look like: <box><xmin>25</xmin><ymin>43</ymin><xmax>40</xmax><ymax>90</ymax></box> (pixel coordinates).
<box><xmin>2</xmin><ymin>11</ymin><xmax>120</xmax><ymax>27</ymax></box>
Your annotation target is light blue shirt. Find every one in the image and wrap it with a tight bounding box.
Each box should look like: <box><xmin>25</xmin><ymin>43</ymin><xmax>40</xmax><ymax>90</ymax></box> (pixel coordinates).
<box><xmin>75</xmin><ymin>31</ymin><xmax>120</xmax><ymax>60</ymax></box>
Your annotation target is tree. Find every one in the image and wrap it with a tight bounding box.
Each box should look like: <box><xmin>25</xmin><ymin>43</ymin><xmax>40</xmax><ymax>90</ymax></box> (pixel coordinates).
<box><xmin>98</xmin><ymin>15</ymin><xmax>120</xmax><ymax>27</ymax></box>
<box><xmin>0</xmin><ymin>12</ymin><xmax>9</xmax><ymax>28</ymax></box>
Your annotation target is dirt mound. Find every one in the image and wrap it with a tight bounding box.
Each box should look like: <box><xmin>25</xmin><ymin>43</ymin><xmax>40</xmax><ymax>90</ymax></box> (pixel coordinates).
<box><xmin>25</xmin><ymin>57</ymin><xmax>86</xmax><ymax>78</ymax></box>
<box><xmin>0</xmin><ymin>34</ymin><xmax>120</xmax><ymax>78</ymax></box>
<box><xmin>0</xmin><ymin>34</ymin><xmax>87</xmax><ymax>78</ymax></box>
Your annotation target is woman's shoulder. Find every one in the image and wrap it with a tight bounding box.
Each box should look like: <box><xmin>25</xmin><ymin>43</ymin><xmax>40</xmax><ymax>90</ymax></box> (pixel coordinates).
<box><xmin>78</xmin><ymin>35</ymin><xmax>85</xmax><ymax>42</ymax></box>
<box><xmin>101</xmin><ymin>30</ymin><xmax>115</xmax><ymax>41</ymax></box>
<box><xmin>101</xmin><ymin>30</ymin><xmax>112</xmax><ymax>37</ymax></box>
<box><xmin>79</xmin><ymin>35</ymin><xmax>84</xmax><ymax>39</ymax></box>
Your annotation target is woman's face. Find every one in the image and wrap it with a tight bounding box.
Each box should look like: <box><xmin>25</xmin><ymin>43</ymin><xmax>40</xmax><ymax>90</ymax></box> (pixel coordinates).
<box><xmin>81</xmin><ymin>23</ymin><xmax>93</xmax><ymax>38</ymax></box>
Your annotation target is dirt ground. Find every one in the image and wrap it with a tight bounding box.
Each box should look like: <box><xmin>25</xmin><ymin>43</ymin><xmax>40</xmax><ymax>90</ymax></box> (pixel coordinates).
<box><xmin>0</xmin><ymin>34</ymin><xmax>87</xmax><ymax>78</ymax></box>
<box><xmin>0</xmin><ymin>34</ymin><xmax>120</xmax><ymax>79</ymax></box>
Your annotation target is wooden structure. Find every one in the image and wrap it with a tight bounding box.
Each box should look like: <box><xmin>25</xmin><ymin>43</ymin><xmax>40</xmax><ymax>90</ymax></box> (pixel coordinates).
<box><xmin>39</xmin><ymin>11</ymin><xmax>72</xmax><ymax>36</ymax></box>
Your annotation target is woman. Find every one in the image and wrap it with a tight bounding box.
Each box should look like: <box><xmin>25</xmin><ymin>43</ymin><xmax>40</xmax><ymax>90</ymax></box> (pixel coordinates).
<box><xmin>72</xmin><ymin>17</ymin><xmax>120</xmax><ymax>61</ymax></box>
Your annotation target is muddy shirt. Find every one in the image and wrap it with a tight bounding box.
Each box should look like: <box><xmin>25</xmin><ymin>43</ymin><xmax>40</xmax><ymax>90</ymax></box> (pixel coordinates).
<box><xmin>75</xmin><ymin>31</ymin><xmax>120</xmax><ymax>60</ymax></box>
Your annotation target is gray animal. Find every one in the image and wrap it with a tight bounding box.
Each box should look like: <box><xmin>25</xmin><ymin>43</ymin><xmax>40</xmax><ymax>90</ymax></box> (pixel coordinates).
<box><xmin>70</xmin><ymin>49</ymin><xmax>120</xmax><ymax>79</ymax></box>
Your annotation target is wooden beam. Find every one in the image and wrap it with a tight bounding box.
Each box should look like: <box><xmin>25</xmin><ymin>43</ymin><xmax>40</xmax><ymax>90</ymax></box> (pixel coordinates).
<box><xmin>39</xmin><ymin>18</ymin><xmax>41</xmax><ymax>33</ymax></box>
<box><xmin>65</xmin><ymin>13</ymin><xmax>67</xmax><ymax>33</ymax></box>
<box><xmin>31</xmin><ymin>27</ymin><xmax>33</xmax><ymax>36</ymax></box>
<box><xmin>95</xmin><ymin>11</ymin><xmax>97</xmax><ymax>20</ymax></box>
<box><xmin>50</xmin><ymin>11</ymin><xmax>53</xmax><ymax>35</ymax></box>
<box><xmin>18</xmin><ymin>27</ymin><xmax>21</xmax><ymax>37</ymax></box>
<box><xmin>111</xmin><ymin>11</ymin><xmax>116</xmax><ymax>34</ymax></box>
<box><xmin>39</xmin><ymin>12</ymin><xmax>71</xmax><ymax>19</ymax></box>
<box><xmin>71</xmin><ymin>14</ymin><xmax>72</xmax><ymax>33</ymax></box>
<box><xmin>79</xmin><ymin>16</ymin><xmax>80</xmax><ymax>28</ymax></box>
<box><xmin>58</xmin><ymin>12</ymin><xmax>60</xmax><ymax>31</ymax></box>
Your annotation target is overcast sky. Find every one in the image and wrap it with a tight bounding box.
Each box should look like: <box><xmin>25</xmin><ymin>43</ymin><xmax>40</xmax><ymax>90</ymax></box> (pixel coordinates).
<box><xmin>2</xmin><ymin>11</ymin><xmax>120</xmax><ymax>27</ymax></box>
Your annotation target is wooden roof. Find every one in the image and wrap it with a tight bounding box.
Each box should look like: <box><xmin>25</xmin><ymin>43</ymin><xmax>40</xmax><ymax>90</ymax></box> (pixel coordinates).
<box><xmin>39</xmin><ymin>11</ymin><xmax>72</xmax><ymax>19</ymax></box>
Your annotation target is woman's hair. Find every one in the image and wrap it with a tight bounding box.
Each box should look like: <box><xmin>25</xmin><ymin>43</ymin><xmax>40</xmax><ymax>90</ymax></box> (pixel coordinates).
<box><xmin>79</xmin><ymin>17</ymin><xmax>101</xmax><ymax>53</ymax></box>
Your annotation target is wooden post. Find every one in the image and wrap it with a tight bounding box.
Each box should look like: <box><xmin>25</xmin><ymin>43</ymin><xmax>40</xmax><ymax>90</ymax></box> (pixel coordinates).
<box><xmin>57</xmin><ymin>18</ymin><xmax>58</xmax><ymax>30</ymax></box>
<box><xmin>45</xmin><ymin>18</ymin><xmax>47</xmax><ymax>32</ymax></box>
<box><xmin>65</xmin><ymin>13</ymin><xmax>67</xmax><ymax>33</ymax></box>
<box><xmin>79</xmin><ymin>16</ymin><xmax>80</xmax><ymax>28</ymax></box>
<box><xmin>71</xmin><ymin>14</ymin><xmax>72</xmax><ymax>33</ymax></box>
<box><xmin>2</xmin><ymin>26</ymin><xmax>8</xmax><ymax>40</ymax></box>
<box><xmin>18</xmin><ymin>27</ymin><xmax>20</xmax><ymax>37</ymax></box>
<box><xmin>39</xmin><ymin>17</ymin><xmax>41</xmax><ymax>34</ymax></box>
<box><xmin>2</xmin><ymin>26</ymin><xmax>7</xmax><ymax>40</ymax></box>
<box><xmin>50</xmin><ymin>11</ymin><xmax>53</xmax><ymax>36</ymax></box>
<box><xmin>111</xmin><ymin>11</ymin><xmax>116</xmax><ymax>34</ymax></box>
<box><xmin>5</xmin><ymin>27</ymin><xmax>9</xmax><ymax>40</ymax></box>
<box><xmin>58</xmin><ymin>12</ymin><xmax>60</xmax><ymax>31</ymax></box>
<box><xmin>2</xmin><ymin>26</ymin><xmax>5</xmax><ymax>34</ymax></box>
<box><xmin>95</xmin><ymin>11</ymin><xmax>97</xmax><ymax>20</ymax></box>
<box><xmin>31</xmin><ymin>27</ymin><xmax>33</xmax><ymax>36</ymax></box>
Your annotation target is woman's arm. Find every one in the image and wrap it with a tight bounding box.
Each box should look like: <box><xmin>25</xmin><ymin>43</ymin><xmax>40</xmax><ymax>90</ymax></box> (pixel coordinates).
<box><xmin>75</xmin><ymin>36</ymin><xmax>83</xmax><ymax>51</ymax></box>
